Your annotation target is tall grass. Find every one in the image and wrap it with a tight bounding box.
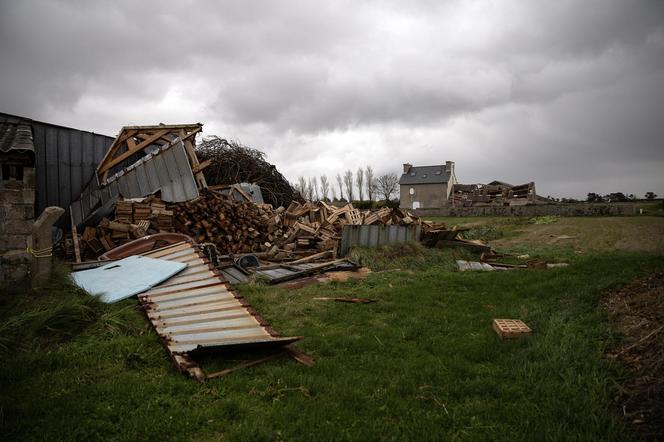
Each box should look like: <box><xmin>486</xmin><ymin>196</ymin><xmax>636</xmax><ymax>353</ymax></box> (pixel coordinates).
<box><xmin>346</xmin><ymin>241</ymin><xmax>473</xmax><ymax>271</ymax></box>
<box><xmin>0</xmin><ymin>264</ymin><xmax>143</xmax><ymax>358</ymax></box>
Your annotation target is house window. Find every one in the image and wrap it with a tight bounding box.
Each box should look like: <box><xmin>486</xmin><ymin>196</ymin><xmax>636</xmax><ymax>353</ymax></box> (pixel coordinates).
<box><xmin>409</xmin><ymin>187</ymin><xmax>415</xmax><ymax>195</ymax></box>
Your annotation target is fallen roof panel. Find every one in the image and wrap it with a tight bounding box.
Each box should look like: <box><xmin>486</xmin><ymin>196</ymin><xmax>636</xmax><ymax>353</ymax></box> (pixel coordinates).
<box><xmin>139</xmin><ymin>241</ymin><xmax>302</xmax><ymax>378</ymax></box>
<box><xmin>70</xmin><ymin>138</ymin><xmax>199</xmax><ymax>227</ymax></box>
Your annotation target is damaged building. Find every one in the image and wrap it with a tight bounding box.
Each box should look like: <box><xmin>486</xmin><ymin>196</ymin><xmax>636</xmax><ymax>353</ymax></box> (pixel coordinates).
<box><xmin>0</xmin><ymin>112</ymin><xmax>113</xmax><ymax>281</ymax></box>
<box><xmin>399</xmin><ymin>161</ymin><xmax>458</xmax><ymax>209</ymax></box>
<box><xmin>398</xmin><ymin>159</ymin><xmax>538</xmax><ymax>209</ymax></box>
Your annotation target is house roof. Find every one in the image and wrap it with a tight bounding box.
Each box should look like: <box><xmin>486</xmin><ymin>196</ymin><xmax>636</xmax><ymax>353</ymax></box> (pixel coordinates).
<box><xmin>0</xmin><ymin>117</ymin><xmax>34</xmax><ymax>154</ymax></box>
<box><xmin>399</xmin><ymin>165</ymin><xmax>450</xmax><ymax>185</ymax></box>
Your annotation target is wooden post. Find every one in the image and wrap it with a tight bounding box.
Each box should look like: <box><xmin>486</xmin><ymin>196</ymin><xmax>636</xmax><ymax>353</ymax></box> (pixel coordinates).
<box><xmin>31</xmin><ymin>206</ymin><xmax>65</xmax><ymax>287</ymax></box>
<box><xmin>70</xmin><ymin>210</ymin><xmax>81</xmax><ymax>263</ymax></box>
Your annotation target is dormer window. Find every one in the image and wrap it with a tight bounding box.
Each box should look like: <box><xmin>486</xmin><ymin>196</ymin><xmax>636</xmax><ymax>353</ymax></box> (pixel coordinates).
<box><xmin>410</xmin><ymin>172</ymin><xmax>416</xmax><ymax>176</ymax></box>
<box><xmin>422</xmin><ymin>174</ymin><xmax>427</xmax><ymax>178</ymax></box>
<box><xmin>435</xmin><ymin>170</ymin><xmax>441</xmax><ymax>175</ymax></box>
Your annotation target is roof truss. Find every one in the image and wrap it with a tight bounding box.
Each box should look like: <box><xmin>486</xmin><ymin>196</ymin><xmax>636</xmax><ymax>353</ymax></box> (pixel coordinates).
<box><xmin>97</xmin><ymin>124</ymin><xmax>207</xmax><ymax>188</ymax></box>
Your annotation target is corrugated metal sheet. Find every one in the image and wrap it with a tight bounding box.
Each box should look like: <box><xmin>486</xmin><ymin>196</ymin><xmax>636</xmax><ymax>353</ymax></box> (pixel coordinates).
<box><xmin>140</xmin><ymin>242</ymin><xmax>301</xmax><ymax>358</ymax></box>
<box><xmin>70</xmin><ymin>139</ymin><xmax>199</xmax><ymax>226</ymax></box>
<box><xmin>0</xmin><ymin>112</ymin><xmax>114</xmax><ymax>222</ymax></box>
<box><xmin>339</xmin><ymin>224</ymin><xmax>422</xmax><ymax>256</ymax></box>
<box><xmin>219</xmin><ymin>260</ymin><xmax>358</xmax><ymax>285</ymax></box>
<box><xmin>105</xmin><ymin>138</ymin><xmax>199</xmax><ymax>201</ymax></box>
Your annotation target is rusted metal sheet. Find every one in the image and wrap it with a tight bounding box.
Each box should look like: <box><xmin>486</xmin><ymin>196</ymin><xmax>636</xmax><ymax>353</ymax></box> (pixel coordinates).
<box><xmin>139</xmin><ymin>241</ymin><xmax>301</xmax><ymax>379</ymax></box>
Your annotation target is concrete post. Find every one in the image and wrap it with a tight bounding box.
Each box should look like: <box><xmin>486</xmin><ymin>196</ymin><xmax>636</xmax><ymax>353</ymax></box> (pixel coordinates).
<box><xmin>31</xmin><ymin>206</ymin><xmax>64</xmax><ymax>287</ymax></box>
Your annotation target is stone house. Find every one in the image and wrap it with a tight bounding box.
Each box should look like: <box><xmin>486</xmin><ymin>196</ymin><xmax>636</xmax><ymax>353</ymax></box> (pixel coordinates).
<box><xmin>399</xmin><ymin>161</ymin><xmax>457</xmax><ymax>209</ymax></box>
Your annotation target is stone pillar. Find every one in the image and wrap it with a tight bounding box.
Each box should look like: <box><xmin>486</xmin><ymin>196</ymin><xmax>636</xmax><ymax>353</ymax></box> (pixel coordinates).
<box><xmin>0</xmin><ymin>174</ymin><xmax>35</xmax><ymax>282</ymax></box>
<box><xmin>30</xmin><ymin>206</ymin><xmax>64</xmax><ymax>287</ymax></box>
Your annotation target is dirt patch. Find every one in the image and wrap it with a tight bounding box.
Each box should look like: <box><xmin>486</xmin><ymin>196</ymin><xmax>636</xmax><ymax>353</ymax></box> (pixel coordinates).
<box><xmin>493</xmin><ymin>217</ymin><xmax>664</xmax><ymax>252</ymax></box>
<box><xmin>601</xmin><ymin>272</ymin><xmax>664</xmax><ymax>439</ymax></box>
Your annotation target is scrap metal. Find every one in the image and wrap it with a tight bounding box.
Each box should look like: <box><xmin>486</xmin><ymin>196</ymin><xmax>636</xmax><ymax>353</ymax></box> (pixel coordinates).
<box><xmin>139</xmin><ymin>240</ymin><xmax>303</xmax><ymax>380</ymax></box>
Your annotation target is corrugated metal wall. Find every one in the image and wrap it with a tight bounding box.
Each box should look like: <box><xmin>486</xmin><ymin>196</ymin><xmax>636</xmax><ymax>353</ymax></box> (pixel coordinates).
<box><xmin>339</xmin><ymin>224</ymin><xmax>422</xmax><ymax>256</ymax></box>
<box><xmin>31</xmin><ymin>121</ymin><xmax>114</xmax><ymax>217</ymax></box>
<box><xmin>0</xmin><ymin>113</ymin><xmax>115</xmax><ymax>220</ymax></box>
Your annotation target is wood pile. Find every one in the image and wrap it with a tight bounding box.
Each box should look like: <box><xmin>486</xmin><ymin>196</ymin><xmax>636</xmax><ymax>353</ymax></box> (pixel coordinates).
<box><xmin>171</xmin><ymin>190</ymin><xmax>275</xmax><ymax>254</ymax></box>
<box><xmin>62</xmin><ymin>191</ymin><xmax>445</xmax><ymax>262</ymax></box>
<box><xmin>63</xmin><ymin>196</ymin><xmax>175</xmax><ymax>260</ymax></box>
<box><xmin>169</xmin><ymin>190</ymin><xmax>443</xmax><ymax>259</ymax></box>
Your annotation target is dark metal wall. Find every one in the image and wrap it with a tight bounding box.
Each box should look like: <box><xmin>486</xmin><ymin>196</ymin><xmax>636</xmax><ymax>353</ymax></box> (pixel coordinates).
<box><xmin>1</xmin><ymin>113</ymin><xmax>115</xmax><ymax>217</ymax></box>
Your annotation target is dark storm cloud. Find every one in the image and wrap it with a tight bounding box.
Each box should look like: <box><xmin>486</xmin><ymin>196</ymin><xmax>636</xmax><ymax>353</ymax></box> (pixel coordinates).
<box><xmin>0</xmin><ymin>0</ymin><xmax>663</xmax><ymax>197</ymax></box>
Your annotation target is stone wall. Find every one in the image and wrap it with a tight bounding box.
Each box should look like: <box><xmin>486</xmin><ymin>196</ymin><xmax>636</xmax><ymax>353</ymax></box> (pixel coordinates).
<box><xmin>412</xmin><ymin>202</ymin><xmax>643</xmax><ymax>217</ymax></box>
<box><xmin>399</xmin><ymin>183</ymin><xmax>449</xmax><ymax>209</ymax></box>
<box><xmin>0</xmin><ymin>168</ymin><xmax>35</xmax><ymax>282</ymax></box>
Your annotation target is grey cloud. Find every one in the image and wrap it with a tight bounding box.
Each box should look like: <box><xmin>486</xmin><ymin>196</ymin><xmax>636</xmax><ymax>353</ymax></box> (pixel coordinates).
<box><xmin>0</xmin><ymin>0</ymin><xmax>662</xmax><ymax>197</ymax></box>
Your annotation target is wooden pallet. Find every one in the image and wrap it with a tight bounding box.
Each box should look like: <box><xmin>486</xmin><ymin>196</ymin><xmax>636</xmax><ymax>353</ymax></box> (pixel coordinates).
<box><xmin>492</xmin><ymin>319</ymin><xmax>532</xmax><ymax>340</ymax></box>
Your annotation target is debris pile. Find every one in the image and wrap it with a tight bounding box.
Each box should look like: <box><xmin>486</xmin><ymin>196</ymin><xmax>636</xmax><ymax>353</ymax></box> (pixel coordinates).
<box><xmin>171</xmin><ymin>190</ymin><xmax>275</xmax><ymax>254</ymax></box>
<box><xmin>65</xmin><ymin>196</ymin><xmax>174</xmax><ymax>260</ymax></box>
<box><xmin>196</xmin><ymin>136</ymin><xmax>302</xmax><ymax>208</ymax></box>
<box><xmin>169</xmin><ymin>192</ymin><xmax>444</xmax><ymax>258</ymax></box>
<box><xmin>452</xmin><ymin>181</ymin><xmax>537</xmax><ymax>207</ymax></box>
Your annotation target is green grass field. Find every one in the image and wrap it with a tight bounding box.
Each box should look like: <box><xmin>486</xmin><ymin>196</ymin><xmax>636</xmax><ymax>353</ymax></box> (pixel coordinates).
<box><xmin>1</xmin><ymin>217</ymin><xmax>663</xmax><ymax>441</ymax></box>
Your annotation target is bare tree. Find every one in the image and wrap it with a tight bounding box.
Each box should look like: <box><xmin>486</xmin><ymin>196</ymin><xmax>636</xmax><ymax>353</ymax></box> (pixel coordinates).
<box><xmin>335</xmin><ymin>173</ymin><xmax>344</xmax><ymax>200</ymax></box>
<box><xmin>365</xmin><ymin>165</ymin><xmax>375</xmax><ymax>201</ymax></box>
<box><xmin>298</xmin><ymin>176</ymin><xmax>307</xmax><ymax>199</ymax></box>
<box><xmin>332</xmin><ymin>187</ymin><xmax>337</xmax><ymax>201</ymax></box>
<box><xmin>307</xmin><ymin>177</ymin><xmax>315</xmax><ymax>201</ymax></box>
<box><xmin>377</xmin><ymin>173</ymin><xmax>399</xmax><ymax>201</ymax></box>
<box><xmin>343</xmin><ymin>169</ymin><xmax>354</xmax><ymax>201</ymax></box>
<box><xmin>311</xmin><ymin>176</ymin><xmax>319</xmax><ymax>201</ymax></box>
<box><xmin>356</xmin><ymin>168</ymin><xmax>364</xmax><ymax>201</ymax></box>
<box><xmin>320</xmin><ymin>175</ymin><xmax>330</xmax><ymax>201</ymax></box>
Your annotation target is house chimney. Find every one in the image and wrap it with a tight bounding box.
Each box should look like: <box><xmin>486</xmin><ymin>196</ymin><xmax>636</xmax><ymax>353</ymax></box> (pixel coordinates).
<box><xmin>445</xmin><ymin>161</ymin><xmax>454</xmax><ymax>174</ymax></box>
<box><xmin>403</xmin><ymin>163</ymin><xmax>412</xmax><ymax>173</ymax></box>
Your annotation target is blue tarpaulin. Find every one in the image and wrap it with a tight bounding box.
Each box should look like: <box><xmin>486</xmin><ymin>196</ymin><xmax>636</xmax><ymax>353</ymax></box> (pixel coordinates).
<box><xmin>71</xmin><ymin>255</ymin><xmax>187</xmax><ymax>303</ymax></box>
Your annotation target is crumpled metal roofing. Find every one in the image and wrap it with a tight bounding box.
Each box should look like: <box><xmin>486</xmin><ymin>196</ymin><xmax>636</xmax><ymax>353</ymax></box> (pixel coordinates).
<box><xmin>70</xmin><ymin>138</ymin><xmax>199</xmax><ymax>226</ymax></box>
<box><xmin>140</xmin><ymin>241</ymin><xmax>300</xmax><ymax>359</ymax></box>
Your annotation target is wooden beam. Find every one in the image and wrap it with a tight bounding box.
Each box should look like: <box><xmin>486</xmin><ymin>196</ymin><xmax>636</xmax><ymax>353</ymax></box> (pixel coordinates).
<box><xmin>70</xmin><ymin>210</ymin><xmax>81</xmax><ymax>264</ymax></box>
<box><xmin>192</xmin><ymin>159</ymin><xmax>212</xmax><ymax>173</ymax></box>
<box><xmin>98</xmin><ymin>128</ymin><xmax>170</xmax><ymax>175</ymax></box>
<box><xmin>205</xmin><ymin>352</ymin><xmax>284</xmax><ymax>379</ymax></box>
<box><xmin>134</xmin><ymin>132</ymin><xmax>170</xmax><ymax>145</ymax></box>
<box><xmin>119</xmin><ymin>123</ymin><xmax>202</xmax><ymax>131</ymax></box>
<box><xmin>96</xmin><ymin>129</ymin><xmax>139</xmax><ymax>175</ymax></box>
<box><xmin>180</xmin><ymin>129</ymin><xmax>208</xmax><ymax>189</ymax></box>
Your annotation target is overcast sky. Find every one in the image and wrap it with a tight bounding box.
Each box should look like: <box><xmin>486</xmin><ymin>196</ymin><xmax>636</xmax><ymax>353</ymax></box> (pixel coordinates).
<box><xmin>1</xmin><ymin>1</ymin><xmax>663</xmax><ymax>198</ymax></box>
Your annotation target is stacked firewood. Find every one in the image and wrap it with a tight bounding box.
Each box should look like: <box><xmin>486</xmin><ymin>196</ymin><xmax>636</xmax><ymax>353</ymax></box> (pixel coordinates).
<box><xmin>72</xmin><ymin>196</ymin><xmax>174</xmax><ymax>259</ymax></box>
<box><xmin>63</xmin><ymin>188</ymin><xmax>444</xmax><ymax>261</ymax></box>
<box><xmin>169</xmin><ymin>190</ymin><xmax>442</xmax><ymax>258</ymax></box>
<box><xmin>171</xmin><ymin>190</ymin><xmax>276</xmax><ymax>254</ymax></box>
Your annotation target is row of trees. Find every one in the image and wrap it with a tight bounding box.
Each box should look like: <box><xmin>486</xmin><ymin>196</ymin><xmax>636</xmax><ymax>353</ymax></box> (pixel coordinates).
<box><xmin>296</xmin><ymin>167</ymin><xmax>400</xmax><ymax>202</ymax></box>
<box><xmin>586</xmin><ymin>192</ymin><xmax>657</xmax><ymax>203</ymax></box>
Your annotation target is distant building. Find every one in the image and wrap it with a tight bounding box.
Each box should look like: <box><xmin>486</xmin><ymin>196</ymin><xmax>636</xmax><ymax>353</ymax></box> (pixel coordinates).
<box><xmin>399</xmin><ymin>161</ymin><xmax>457</xmax><ymax>209</ymax></box>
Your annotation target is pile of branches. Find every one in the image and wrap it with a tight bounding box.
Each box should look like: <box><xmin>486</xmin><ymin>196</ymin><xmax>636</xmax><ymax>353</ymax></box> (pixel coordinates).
<box><xmin>196</xmin><ymin>136</ymin><xmax>302</xmax><ymax>208</ymax></box>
